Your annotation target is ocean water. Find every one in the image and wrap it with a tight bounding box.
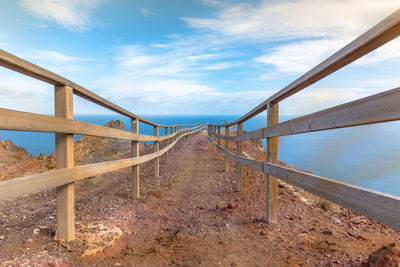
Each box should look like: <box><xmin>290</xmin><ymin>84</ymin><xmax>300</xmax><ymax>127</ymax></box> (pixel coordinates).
<box><xmin>0</xmin><ymin>114</ymin><xmax>399</xmax><ymax>196</ymax></box>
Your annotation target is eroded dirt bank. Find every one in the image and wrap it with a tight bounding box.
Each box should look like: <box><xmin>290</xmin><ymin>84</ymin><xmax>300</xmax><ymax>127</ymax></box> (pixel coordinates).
<box><xmin>0</xmin><ymin>127</ymin><xmax>400</xmax><ymax>266</ymax></box>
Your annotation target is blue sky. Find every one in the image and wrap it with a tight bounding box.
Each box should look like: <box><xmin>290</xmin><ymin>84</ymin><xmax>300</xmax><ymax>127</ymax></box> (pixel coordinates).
<box><xmin>0</xmin><ymin>0</ymin><xmax>399</xmax><ymax>116</ymax></box>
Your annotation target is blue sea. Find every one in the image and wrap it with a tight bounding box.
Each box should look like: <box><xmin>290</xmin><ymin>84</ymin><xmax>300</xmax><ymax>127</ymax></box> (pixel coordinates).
<box><xmin>1</xmin><ymin>114</ymin><xmax>399</xmax><ymax>196</ymax></box>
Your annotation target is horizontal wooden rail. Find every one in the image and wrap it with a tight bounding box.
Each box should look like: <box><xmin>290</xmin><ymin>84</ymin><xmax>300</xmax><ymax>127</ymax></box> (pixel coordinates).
<box><xmin>210</xmin><ymin>86</ymin><xmax>400</xmax><ymax>141</ymax></box>
<box><xmin>207</xmin><ymin>135</ymin><xmax>400</xmax><ymax>230</ymax></box>
<box><xmin>0</xmin><ymin>108</ymin><xmax>205</xmax><ymax>142</ymax></box>
<box><xmin>0</xmin><ymin>125</ymin><xmax>205</xmax><ymax>202</ymax></box>
<box><xmin>216</xmin><ymin>9</ymin><xmax>400</xmax><ymax>127</ymax></box>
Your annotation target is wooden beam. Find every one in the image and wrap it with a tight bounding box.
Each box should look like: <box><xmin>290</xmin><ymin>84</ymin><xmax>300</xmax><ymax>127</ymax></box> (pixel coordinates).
<box><xmin>225</xmin><ymin>126</ymin><xmax>230</xmax><ymax>171</ymax></box>
<box><xmin>0</xmin><ymin>108</ymin><xmax>177</xmax><ymax>142</ymax></box>
<box><xmin>213</xmin><ymin>126</ymin><xmax>216</xmax><ymax>152</ymax></box>
<box><xmin>236</xmin><ymin>122</ymin><xmax>243</xmax><ymax>191</ymax></box>
<box><xmin>217</xmin><ymin>127</ymin><xmax>221</xmax><ymax>146</ymax></box>
<box><xmin>165</xmin><ymin>127</ymin><xmax>169</xmax><ymax>163</ymax></box>
<box><xmin>173</xmin><ymin>126</ymin><xmax>177</xmax><ymax>151</ymax></box>
<box><xmin>54</xmin><ymin>85</ymin><xmax>75</xmax><ymax>242</ymax></box>
<box><xmin>131</xmin><ymin>118</ymin><xmax>139</xmax><ymax>199</ymax></box>
<box><xmin>266</xmin><ymin>102</ymin><xmax>279</xmax><ymax>223</ymax></box>
<box><xmin>154</xmin><ymin>126</ymin><xmax>159</xmax><ymax>178</ymax></box>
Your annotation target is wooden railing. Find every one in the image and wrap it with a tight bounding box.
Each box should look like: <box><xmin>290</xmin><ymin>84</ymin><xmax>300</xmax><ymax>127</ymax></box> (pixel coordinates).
<box><xmin>0</xmin><ymin>49</ymin><xmax>207</xmax><ymax>241</ymax></box>
<box><xmin>208</xmin><ymin>9</ymin><xmax>400</xmax><ymax>230</ymax></box>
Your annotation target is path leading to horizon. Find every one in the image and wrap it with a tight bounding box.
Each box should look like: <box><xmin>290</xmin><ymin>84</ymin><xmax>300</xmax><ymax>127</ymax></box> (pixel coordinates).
<box><xmin>90</xmin><ymin>131</ymin><xmax>281</xmax><ymax>266</ymax></box>
<box><xmin>1</xmin><ymin>131</ymin><xmax>400</xmax><ymax>266</ymax></box>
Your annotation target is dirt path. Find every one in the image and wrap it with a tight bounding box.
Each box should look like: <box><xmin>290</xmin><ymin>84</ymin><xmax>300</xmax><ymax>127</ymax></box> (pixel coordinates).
<box><xmin>1</xmin><ymin>131</ymin><xmax>400</xmax><ymax>266</ymax></box>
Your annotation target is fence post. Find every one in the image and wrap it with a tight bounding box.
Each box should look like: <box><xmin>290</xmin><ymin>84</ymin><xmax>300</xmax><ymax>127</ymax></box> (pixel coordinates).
<box><xmin>177</xmin><ymin>126</ymin><xmax>181</xmax><ymax>148</ymax></box>
<box><xmin>54</xmin><ymin>85</ymin><xmax>74</xmax><ymax>242</ymax></box>
<box><xmin>174</xmin><ymin>126</ymin><xmax>177</xmax><ymax>150</ymax></box>
<box><xmin>165</xmin><ymin>126</ymin><xmax>169</xmax><ymax>163</ymax></box>
<box><xmin>225</xmin><ymin>126</ymin><xmax>230</xmax><ymax>171</ymax></box>
<box><xmin>266</xmin><ymin>102</ymin><xmax>279</xmax><ymax>223</ymax></box>
<box><xmin>236</xmin><ymin>122</ymin><xmax>243</xmax><ymax>191</ymax></box>
<box><xmin>213</xmin><ymin>125</ymin><xmax>216</xmax><ymax>152</ymax></box>
<box><xmin>131</xmin><ymin>118</ymin><xmax>140</xmax><ymax>199</ymax></box>
<box><xmin>170</xmin><ymin>126</ymin><xmax>173</xmax><ymax>150</ymax></box>
<box><xmin>154</xmin><ymin>126</ymin><xmax>159</xmax><ymax>178</ymax></box>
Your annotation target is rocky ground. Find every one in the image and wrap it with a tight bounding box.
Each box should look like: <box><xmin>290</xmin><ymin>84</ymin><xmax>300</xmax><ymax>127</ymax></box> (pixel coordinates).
<box><xmin>0</xmin><ymin>121</ymin><xmax>399</xmax><ymax>266</ymax></box>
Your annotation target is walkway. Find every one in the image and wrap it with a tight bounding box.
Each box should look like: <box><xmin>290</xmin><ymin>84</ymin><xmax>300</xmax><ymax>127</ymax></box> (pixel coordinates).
<box><xmin>1</xmin><ymin>131</ymin><xmax>400</xmax><ymax>266</ymax></box>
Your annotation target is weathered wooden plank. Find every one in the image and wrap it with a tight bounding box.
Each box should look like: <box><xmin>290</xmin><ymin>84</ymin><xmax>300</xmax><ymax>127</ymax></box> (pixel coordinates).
<box><xmin>207</xmin><ymin>135</ymin><xmax>400</xmax><ymax>230</ymax></box>
<box><xmin>0</xmin><ymin>108</ymin><xmax>193</xmax><ymax>142</ymax></box>
<box><xmin>165</xmin><ymin>127</ymin><xmax>169</xmax><ymax>163</ymax></box>
<box><xmin>154</xmin><ymin>126</ymin><xmax>159</xmax><ymax>178</ymax></box>
<box><xmin>54</xmin><ymin>85</ymin><xmax>75</xmax><ymax>242</ymax></box>
<box><xmin>225</xmin><ymin>126</ymin><xmax>230</xmax><ymax>171</ymax></box>
<box><xmin>0</xmin><ymin>126</ymin><xmax>204</xmax><ymax>203</ymax></box>
<box><xmin>236</xmin><ymin>122</ymin><xmax>243</xmax><ymax>191</ymax></box>
<box><xmin>266</xmin><ymin>102</ymin><xmax>279</xmax><ymax>223</ymax></box>
<box><xmin>131</xmin><ymin>118</ymin><xmax>140</xmax><ymax>199</ymax></box>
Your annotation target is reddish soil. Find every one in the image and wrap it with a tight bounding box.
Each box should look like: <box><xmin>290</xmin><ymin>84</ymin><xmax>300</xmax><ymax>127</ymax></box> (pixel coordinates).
<box><xmin>0</xmin><ymin>130</ymin><xmax>400</xmax><ymax>266</ymax></box>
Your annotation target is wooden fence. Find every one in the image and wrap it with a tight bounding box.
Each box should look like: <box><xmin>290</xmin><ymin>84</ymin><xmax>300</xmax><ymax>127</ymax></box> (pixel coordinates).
<box><xmin>208</xmin><ymin>9</ymin><xmax>400</xmax><ymax>230</ymax></box>
<box><xmin>0</xmin><ymin>49</ymin><xmax>207</xmax><ymax>241</ymax></box>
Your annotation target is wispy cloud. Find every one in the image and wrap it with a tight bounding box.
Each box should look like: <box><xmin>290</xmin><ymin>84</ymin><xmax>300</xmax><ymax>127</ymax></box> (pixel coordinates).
<box><xmin>20</xmin><ymin>0</ymin><xmax>106</xmax><ymax>32</ymax></box>
<box><xmin>185</xmin><ymin>0</ymin><xmax>400</xmax><ymax>75</ymax></box>
<box><xmin>140</xmin><ymin>8</ymin><xmax>154</xmax><ymax>17</ymax></box>
<box><xmin>0</xmin><ymin>69</ymin><xmax>53</xmax><ymax>114</ymax></box>
<box><xmin>254</xmin><ymin>38</ymin><xmax>347</xmax><ymax>74</ymax></box>
<box><xmin>90</xmin><ymin>38</ymin><xmax>253</xmax><ymax>114</ymax></box>
<box><xmin>185</xmin><ymin>0</ymin><xmax>398</xmax><ymax>41</ymax></box>
<box><xmin>17</xmin><ymin>49</ymin><xmax>90</xmax><ymax>74</ymax></box>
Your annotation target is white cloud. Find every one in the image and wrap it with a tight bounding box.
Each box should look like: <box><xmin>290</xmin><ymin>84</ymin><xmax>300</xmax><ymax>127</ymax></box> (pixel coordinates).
<box><xmin>185</xmin><ymin>0</ymin><xmax>400</xmax><ymax>74</ymax></box>
<box><xmin>29</xmin><ymin>50</ymin><xmax>85</xmax><ymax>63</ymax></box>
<box><xmin>0</xmin><ymin>69</ymin><xmax>53</xmax><ymax>114</ymax></box>
<box><xmin>185</xmin><ymin>0</ymin><xmax>399</xmax><ymax>41</ymax></box>
<box><xmin>201</xmin><ymin>61</ymin><xmax>242</xmax><ymax>70</ymax></box>
<box><xmin>355</xmin><ymin>38</ymin><xmax>400</xmax><ymax>65</ymax></box>
<box><xmin>254</xmin><ymin>38</ymin><xmax>347</xmax><ymax>74</ymax></box>
<box><xmin>20</xmin><ymin>0</ymin><xmax>105</xmax><ymax>32</ymax></box>
<box><xmin>113</xmin><ymin>40</ymin><xmax>239</xmax><ymax>78</ymax></box>
<box><xmin>16</xmin><ymin>49</ymin><xmax>89</xmax><ymax>74</ymax></box>
<box><xmin>88</xmin><ymin>40</ymin><xmax>262</xmax><ymax>114</ymax></box>
<box><xmin>140</xmin><ymin>8</ymin><xmax>154</xmax><ymax>17</ymax></box>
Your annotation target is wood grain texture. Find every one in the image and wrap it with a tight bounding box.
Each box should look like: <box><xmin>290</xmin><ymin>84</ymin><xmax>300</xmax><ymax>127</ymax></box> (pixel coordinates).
<box><xmin>266</xmin><ymin>102</ymin><xmax>278</xmax><ymax>223</ymax></box>
<box><xmin>0</xmin><ymin>108</ymin><xmax>201</xmax><ymax>142</ymax></box>
<box><xmin>165</xmin><ymin>127</ymin><xmax>169</xmax><ymax>163</ymax></box>
<box><xmin>236</xmin><ymin>122</ymin><xmax>243</xmax><ymax>191</ymax></box>
<box><xmin>225</xmin><ymin>126</ymin><xmax>230</xmax><ymax>171</ymax></box>
<box><xmin>0</xmin><ymin>126</ymin><xmax>205</xmax><ymax>203</ymax></box>
<box><xmin>207</xmin><ymin>135</ymin><xmax>400</xmax><ymax>230</ymax></box>
<box><xmin>54</xmin><ymin>85</ymin><xmax>75</xmax><ymax>242</ymax></box>
<box><xmin>131</xmin><ymin>118</ymin><xmax>140</xmax><ymax>199</ymax></box>
<box><xmin>154</xmin><ymin>126</ymin><xmax>160</xmax><ymax>178</ymax></box>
